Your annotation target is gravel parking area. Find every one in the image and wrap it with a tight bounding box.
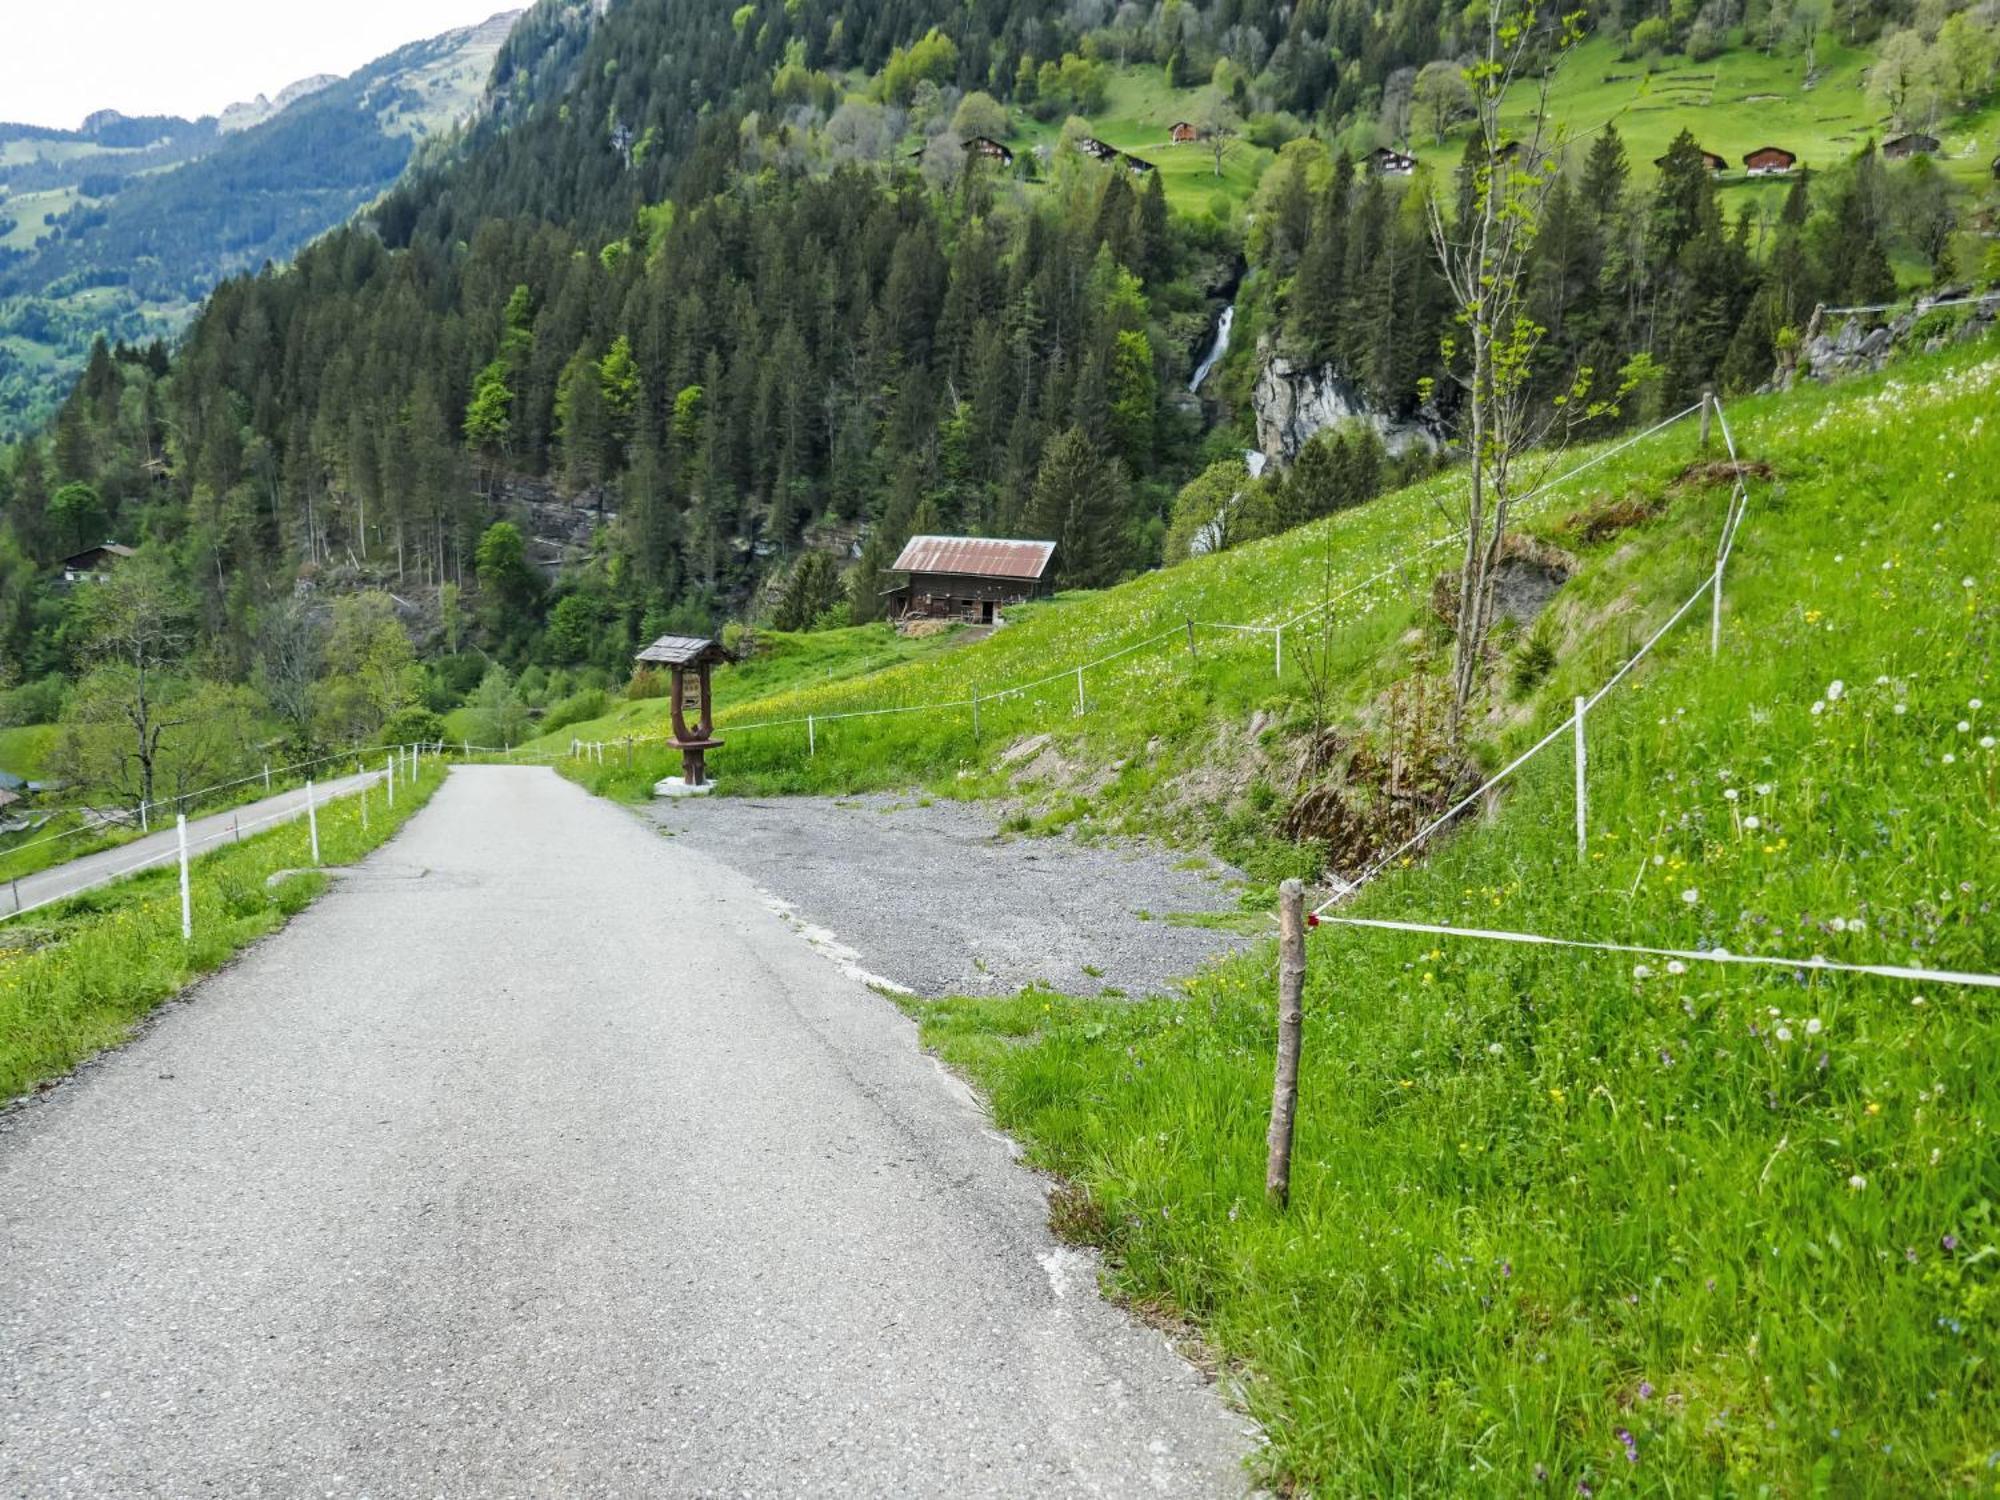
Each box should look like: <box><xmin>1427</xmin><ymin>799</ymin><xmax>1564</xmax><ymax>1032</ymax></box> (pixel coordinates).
<box><xmin>640</xmin><ymin>793</ymin><xmax>1256</xmax><ymax>998</ymax></box>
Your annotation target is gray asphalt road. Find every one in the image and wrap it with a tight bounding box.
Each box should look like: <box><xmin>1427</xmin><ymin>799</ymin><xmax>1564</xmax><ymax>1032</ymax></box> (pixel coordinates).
<box><xmin>0</xmin><ymin>766</ymin><xmax>1251</xmax><ymax>1496</ymax></box>
<box><xmin>646</xmin><ymin>794</ymin><xmax>1253</xmax><ymax>999</ymax></box>
<box><xmin>6</xmin><ymin>768</ymin><xmax>383</xmax><ymax>918</ymax></box>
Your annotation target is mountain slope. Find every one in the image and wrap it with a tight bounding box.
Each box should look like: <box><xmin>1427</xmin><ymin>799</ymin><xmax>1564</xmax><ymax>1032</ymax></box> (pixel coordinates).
<box><xmin>0</xmin><ymin>10</ymin><xmax>521</xmax><ymax>442</ymax></box>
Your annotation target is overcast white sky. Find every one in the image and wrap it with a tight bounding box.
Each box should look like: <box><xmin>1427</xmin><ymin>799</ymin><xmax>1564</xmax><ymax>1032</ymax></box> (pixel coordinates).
<box><xmin>2</xmin><ymin>0</ymin><xmax>515</xmax><ymax>131</ymax></box>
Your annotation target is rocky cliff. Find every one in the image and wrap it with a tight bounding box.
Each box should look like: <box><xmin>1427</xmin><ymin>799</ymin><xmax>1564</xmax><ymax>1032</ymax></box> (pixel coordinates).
<box><xmin>1785</xmin><ymin>290</ymin><xmax>2000</xmax><ymax>386</ymax></box>
<box><xmin>1251</xmin><ymin>347</ymin><xmax>1444</xmax><ymax>467</ymax></box>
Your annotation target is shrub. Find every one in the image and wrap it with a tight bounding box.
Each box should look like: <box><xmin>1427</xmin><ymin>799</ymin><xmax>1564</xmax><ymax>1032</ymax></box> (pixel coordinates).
<box><xmin>379</xmin><ymin>706</ymin><xmax>446</xmax><ymax>746</ymax></box>
<box><xmin>541</xmin><ymin>689</ymin><xmax>611</xmax><ymax>734</ymax></box>
<box><xmin>627</xmin><ymin>667</ymin><xmax>668</xmax><ymax>700</ymax></box>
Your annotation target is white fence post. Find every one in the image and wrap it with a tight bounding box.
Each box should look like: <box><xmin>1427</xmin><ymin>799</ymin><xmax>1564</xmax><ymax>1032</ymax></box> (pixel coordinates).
<box><xmin>1573</xmin><ymin>696</ymin><xmax>1588</xmax><ymax>864</ymax></box>
<box><xmin>176</xmin><ymin>814</ymin><xmax>192</xmax><ymax>941</ymax></box>
<box><xmin>386</xmin><ymin>756</ymin><xmax>396</xmax><ymax>807</ymax></box>
<box><xmin>808</xmin><ymin>715</ymin><xmax>816</xmax><ymax>756</ymax></box>
<box><xmin>139</xmin><ymin>799</ymin><xmax>149</xmax><ymax>834</ymax></box>
<box><xmin>263</xmin><ymin>761</ymin><xmax>271</xmax><ymax>793</ymax></box>
<box><xmin>970</xmin><ymin>687</ymin><xmax>980</xmax><ymax>742</ymax></box>
<box><xmin>306</xmin><ymin>780</ymin><xmax>320</xmax><ymax>866</ymax></box>
<box><xmin>1075</xmin><ymin>665</ymin><xmax>1085</xmax><ymax>717</ymax></box>
<box><xmin>1710</xmin><ymin>546</ymin><xmax>1727</xmax><ymax>657</ymax></box>
<box><xmin>1274</xmin><ymin>625</ymin><xmax>1283</xmax><ymax>679</ymax></box>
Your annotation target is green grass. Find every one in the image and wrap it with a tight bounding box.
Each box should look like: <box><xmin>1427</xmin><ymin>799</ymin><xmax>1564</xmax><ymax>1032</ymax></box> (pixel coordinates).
<box><xmin>519</xmin><ymin>621</ymin><xmax>969</xmax><ymax>751</ymax></box>
<box><xmin>0</xmin><ymin>763</ymin><xmax>444</xmax><ymax>1103</ymax></box>
<box><xmin>1490</xmin><ymin>34</ymin><xmax>2000</xmax><ymax>200</ymax></box>
<box><xmin>882</xmin><ymin>346</ymin><xmax>2000</xmax><ymax>1491</ymax></box>
<box><xmin>0</xmin><ymin>723</ymin><xmax>56</xmax><ymax>779</ymax></box>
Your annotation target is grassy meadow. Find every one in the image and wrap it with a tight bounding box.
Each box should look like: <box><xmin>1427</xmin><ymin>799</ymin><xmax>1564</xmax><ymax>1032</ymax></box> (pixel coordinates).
<box><xmin>559</xmin><ymin>333</ymin><xmax>1999</xmax><ymax>1490</ymax></box>
<box><xmin>0</xmin><ymin>763</ymin><xmax>444</xmax><ymax>1102</ymax></box>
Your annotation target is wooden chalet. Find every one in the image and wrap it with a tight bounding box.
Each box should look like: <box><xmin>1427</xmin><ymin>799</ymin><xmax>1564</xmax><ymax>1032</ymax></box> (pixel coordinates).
<box><xmin>1369</xmin><ymin>146</ymin><xmax>1417</xmax><ymax>176</ymax></box>
<box><xmin>886</xmin><ymin>535</ymin><xmax>1056</xmax><ymax>625</ymax></box>
<box><xmin>1883</xmin><ymin>132</ymin><xmax>1940</xmax><ymax>160</ymax></box>
<box><xmin>1170</xmin><ymin>121</ymin><xmax>1200</xmax><ymax>144</ymax></box>
<box><xmin>58</xmin><ymin>541</ymin><xmax>135</xmax><ymax>584</ymax></box>
<box><xmin>1742</xmin><ymin>145</ymin><xmax>1797</xmax><ymax>176</ymax></box>
<box><xmin>1075</xmin><ymin>135</ymin><xmax>1156</xmax><ymax>175</ymax></box>
<box><xmin>1654</xmin><ymin>145</ymin><xmax>1727</xmax><ymax>174</ymax></box>
<box><xmin>964</xmin><ymin>135</ymin><xmax>1014</xmax><ymax>165</ymax></box>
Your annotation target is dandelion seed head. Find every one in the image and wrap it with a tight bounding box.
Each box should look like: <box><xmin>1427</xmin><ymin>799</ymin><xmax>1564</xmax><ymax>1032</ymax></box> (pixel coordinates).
<box><xmin>1682</xmin><ymin>888</ymin><xmax>1700</xmax><ymax>905</ymax></box>
<box><xmin>1848</xmin><ymin>1174</ymin><xmax>1867</xmax><ymax>1191</ymax></box>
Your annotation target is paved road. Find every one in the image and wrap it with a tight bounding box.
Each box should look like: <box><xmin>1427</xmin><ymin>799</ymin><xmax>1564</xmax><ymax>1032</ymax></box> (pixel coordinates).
<box><xmin>647</xmin><ymin>793</ymin><xmax>1252</xmax><ymax>998</ymax></box>
<box><xmin>5</xmin><ymin>768</ymin><xmax>383</xmax><ymax>918</ymax></box>
<box><xmin>0</xmin><ymin>767</ymin><xmax>1250</xmax><ymax>1496</ymax></box>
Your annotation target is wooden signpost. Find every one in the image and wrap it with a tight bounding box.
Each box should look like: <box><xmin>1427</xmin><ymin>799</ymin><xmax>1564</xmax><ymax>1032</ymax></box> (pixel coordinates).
<box><xmin>634</xmin><ymin>634</ymin><xmax>730</xmax><ymax>788</ymax></box>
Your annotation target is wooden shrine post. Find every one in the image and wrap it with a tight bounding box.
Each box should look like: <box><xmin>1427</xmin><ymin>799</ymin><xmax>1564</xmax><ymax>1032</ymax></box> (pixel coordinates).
<box><xmin>634</xmin><ymin>634</ymin><xmax>730</xmax><ymax>788</ymax></box>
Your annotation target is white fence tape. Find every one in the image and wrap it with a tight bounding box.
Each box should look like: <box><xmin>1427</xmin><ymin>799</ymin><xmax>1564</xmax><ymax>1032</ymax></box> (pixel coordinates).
<box><xmin>1312</xmin><ymin>913</ymin><xmax>2000</xmax><ymax>991</ymax></box>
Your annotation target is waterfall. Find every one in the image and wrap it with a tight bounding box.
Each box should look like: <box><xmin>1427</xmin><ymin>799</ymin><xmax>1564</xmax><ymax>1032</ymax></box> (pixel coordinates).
<box><xmin>1188</xmin><ymin>303</ymin><xmax>1234</xmax><ymax>393</ymax></box>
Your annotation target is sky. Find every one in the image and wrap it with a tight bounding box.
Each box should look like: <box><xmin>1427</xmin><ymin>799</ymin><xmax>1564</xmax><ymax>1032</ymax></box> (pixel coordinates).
<box><xmin>2</xmin><ymin>0</ymin><xmax>516</xmax><ymax>131</ymax></box>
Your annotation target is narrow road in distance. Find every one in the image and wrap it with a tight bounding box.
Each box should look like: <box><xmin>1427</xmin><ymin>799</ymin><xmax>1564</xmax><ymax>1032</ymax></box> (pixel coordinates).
<box><xmin>0</xmin><ymin>766</ymin><xmax>1249</xmax><ymax>1496</ymax></box>
<box><xmin>4</xmin><ymin>767</ymin><xmax>383</xmax><ymax>918</ymax></box>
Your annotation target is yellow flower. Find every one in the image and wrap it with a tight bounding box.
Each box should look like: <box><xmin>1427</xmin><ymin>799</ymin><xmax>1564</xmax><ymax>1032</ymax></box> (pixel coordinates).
<box><xmin>1548</xmin><ymin>1087</ymin><xmax>1566</xmax><ymax>1104</ymax></box>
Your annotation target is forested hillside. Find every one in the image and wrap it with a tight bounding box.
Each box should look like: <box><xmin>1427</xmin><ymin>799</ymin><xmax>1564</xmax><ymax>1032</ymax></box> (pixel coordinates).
<box><xmin>1</xmin><ymin>0</ymin><xmax>1997</xmax><ymax>813</ymax></box>
<box><xmin>0</xmin><ymin>11</ymin><xmax>518</xmax><ymax>442</ymax></box>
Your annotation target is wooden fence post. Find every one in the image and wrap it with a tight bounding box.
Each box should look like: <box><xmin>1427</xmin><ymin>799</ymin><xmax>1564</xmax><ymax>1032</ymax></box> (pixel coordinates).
<box><xmin>1075</xmin><ymin>665</ymin><xmax>1086</xmax><ymax>716</ymax></box>
<box><xmin>1273</xmin><ymin>625</ymin><xmax>1283</xmax><ymax>679</ymax></box>
<box><xmin>971</xmin><ymin>686</ymin><xmax>981</xmax><ymax>743</ymax></box>
<box><xmin>1266</xmin><ymin>878</ymin><xmax>1307</xmax><ymax>1209</ymax></box>
<box><xmin>306</xmin><ymin>781</ymin><xmax>320</xmax><ymax>866</ymax></box>
<box><xmin>1185</xmin><ymin>615</ymin><xmax>1199</xmax><ymax>662</ymax></box>
<box><xmin>1699</xmin><ymin>388</ymin><xmax>1713</xmax><ymax>450</ymax></box>
<box><xmin>808</xmin><ymin>714</ymin><xmax>816</xmax><ymax>757</ymax></box>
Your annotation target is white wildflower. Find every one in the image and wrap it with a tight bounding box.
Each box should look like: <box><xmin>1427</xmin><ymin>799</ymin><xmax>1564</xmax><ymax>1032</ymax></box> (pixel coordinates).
<box><xmin>1682</xmin><ymin>888</ymin><xmax>1700</xmax><ymax>905</ymax></box>
<box><xmin>1776</xmin><ymin>1025</ymin><xmax>1794</xmax><ymax>1042</ymax></box>
<box><xmin>1666</xmin><ymin>960</ymin><xmax>1687</xmax><ymax>975</ymax></box>
<box><xmin>1633</xmin><ymin>965</ymin><xmax>1654</xmax><ymax>980</ymax></box>
<box><xmin>1805</xmin><ymin>1017</ymin><xmax>1823</xmax><ymax>1036</ymax></box>
<box><xmin>1827</xmin><ymin>680</ymin><xmax>1845</xmax><ymax>701</ymax></box>
<box><xmin>1848</xmin><ymin>1175</ymin><xmax>1867</xmax><ymax>1191</ymax></box>
<box><xmin>1745</xmin><ymin>815</ymin><xmax>1761</xmax><ymax>830</ymax></box>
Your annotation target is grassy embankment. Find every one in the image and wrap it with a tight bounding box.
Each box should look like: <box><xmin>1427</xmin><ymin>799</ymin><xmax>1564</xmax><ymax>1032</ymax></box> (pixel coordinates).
<box><xmin>569</xmin><ymin>337</ymin><xmax>1996</xmax><ymax>1489</ymax></box>
<box><xmin>0</xmin><ymin>762</ymin><xmax>444</xmax><ymax>1103</ymax></box>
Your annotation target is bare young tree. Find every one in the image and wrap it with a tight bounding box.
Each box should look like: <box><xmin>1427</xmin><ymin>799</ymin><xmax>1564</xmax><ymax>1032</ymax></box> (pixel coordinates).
<box><xmin>1425</xmin><ymin>2</ymin><xmax>1612</xmax><ymax>737</ymax></box>
<box><xmin>57</xmin><ymin>558</ymin><xmax>196</xmax><ymax>813</ymax></box>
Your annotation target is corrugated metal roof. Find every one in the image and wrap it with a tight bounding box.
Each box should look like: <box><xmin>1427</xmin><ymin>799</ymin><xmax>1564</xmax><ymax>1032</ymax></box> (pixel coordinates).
<box><xmin>891</xmin><ymin>536</ymin><xmax>1055</xmax><ymax>581</ymax></box>
<box><xmin>634</xmin><ymin>634</ymin><xmax>726</xmax><ymax>666</ymax></box>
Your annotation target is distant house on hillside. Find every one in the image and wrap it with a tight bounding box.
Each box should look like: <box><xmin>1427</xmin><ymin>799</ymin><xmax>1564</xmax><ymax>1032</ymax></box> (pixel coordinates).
<box><xmin>58</xmin><ymin>541</ymin><xmax>135</xmax><ymax>584</ymax></box>
<box><xmin>1074</xmin><ymin>135</ymin><xmax>1156</xmax><ymax>176</ymax></box>
<box><xmin>1369</xmin><ymin>146</ymin><xmax>1418</xmax><ymax>176</ymax></box>
<box><xmin>964</xmin><ymin>135</ymin><xmax>1013</xmax><ymax>165</ymax></box>
<box><xmin>1170</xmin><ymin>121</ymin><xmax>1200</xmax><ymax>144</ymax></box>
<box><xmin>1742</xmin><ymin>145</ymin><xmax>1797</xmax><ymax>176</ymax></box>
<box><xmin>1654</xmin><ymin>145</ymin><xmax>1727</xmax><ymax>174</ymax></box>
<box><xmin>886</xmin><ymin>536</ymin><xmax>1057</xmax><ymax>626</ymax></box>
<box><xmin>1883</xmin><ymin>132</ymin><xmax>1940</xmax><ymax>159</ymax></box>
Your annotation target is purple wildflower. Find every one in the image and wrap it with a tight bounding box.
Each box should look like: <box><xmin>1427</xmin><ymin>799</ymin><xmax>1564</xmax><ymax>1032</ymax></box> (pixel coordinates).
<box><xmin>1617</xmin><ymin>1428</ymin><xmax>1639</xmax><ymax>1464</ymax></box>
<box><xmin>1943</xmin><ymin>1234</ymin><xmax>1960</xmax><ymax>1252</ymax></box>
<box><xmin>1638</xmin><ymin>1381</ymin><xmax>1654</xmax><ymax>1400</ymax></box>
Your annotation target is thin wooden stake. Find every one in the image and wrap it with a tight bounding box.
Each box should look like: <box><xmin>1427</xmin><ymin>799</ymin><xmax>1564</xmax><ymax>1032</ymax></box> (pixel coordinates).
<box><xmin>1185</xmin><ymin>615</ymin><xmax>1199</xmax><ymax>662</ymax></box>
<box><xmin>176</xmin><ymin>814</ymin><xmax>192</xmax><ymax>941</ymax></box>
<box><xmin>1699</xmin><ymin>388</ymin><xmax>1713</xmax><ymax>450</ymax></box>
<box><xmin>1266</xmin><ymin>878</ymin><xmax>1306</xmax><ymax>1209</ymax></box>
<box><xmin>306</xmin><ymin>781</ymin><xmax>320</xmax><ymax>866</ymax></box>
<box><xmin>808</xmin><ymin>714</ymin><xmax>816</xmax><ymax>756</ymax></box>
<box><xmin>970</xmin><ymin>686</ymin><xmax>980</xmax><ymax>742</ymax></box>
<box><xmin>386</xmin><ymin>756</ymin><xmax>396</xmax><ymax>808</ymax></box>
<box><xmin>1574</xmin><ymin>696</ymin><xmax>1588</xmax><ymax>863</ymax></box>
<box><xmin>263</xmin><ymin>761</ymin><xmax>271</xmax><ymax>792</ymax></box>
<box><xmin>1274</xmin><ymin>625</ymin><xmax>1283</xmax><ymax>679</ymax></box>
<box><xmin>1075</xmin><ymin>665</ymin><xmax>1085</xmax><ymax>716</ymax></box>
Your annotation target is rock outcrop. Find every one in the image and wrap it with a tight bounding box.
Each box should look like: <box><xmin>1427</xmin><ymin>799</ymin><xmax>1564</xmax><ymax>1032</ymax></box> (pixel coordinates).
<box><xmin>1251</xmin><ymin>347</ymin><xmax>1445</xmax><ymax>467</ymax></box>
<box><xmin>1784</xmin><ymin>290</ymin><xmax>2000</xmax><ymax>387</ymax></box>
